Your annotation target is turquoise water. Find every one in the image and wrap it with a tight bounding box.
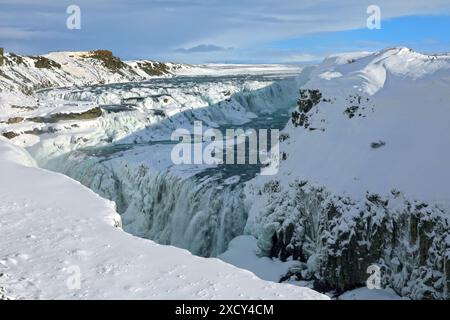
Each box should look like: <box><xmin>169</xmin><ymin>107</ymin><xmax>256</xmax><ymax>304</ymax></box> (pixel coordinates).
<box><xmin>47</xmin><ymin>73</ymin><xmax>300</xmax><ymax>256</ymax></box>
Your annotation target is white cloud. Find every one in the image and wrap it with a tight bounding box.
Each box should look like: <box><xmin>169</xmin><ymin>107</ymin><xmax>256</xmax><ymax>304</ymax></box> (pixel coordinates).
<box><xmin>175</xmin><ymin>44</ymin><xmax>233</xmax><ymax>53</ymax></box>
<box><xmin>0</xmin><ymin>27</ymin><xmax>42</xmax><ymax>39</ymax></box>
<box><xmin>1</xmin><ymin>0</ymin><xmax>449</xmax><ymax>61</ymax></box>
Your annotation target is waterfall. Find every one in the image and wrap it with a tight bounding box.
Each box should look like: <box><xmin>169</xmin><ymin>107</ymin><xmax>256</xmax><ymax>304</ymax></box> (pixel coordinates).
<box><xmin>32</xmin><ymin>72</ymin><xmax>310</xmax><ymax>257</ymax></box>
<box><xmin>45</xmin><ymin>152</ymin><xmax>247</xmax><ymax>256</ymax></box>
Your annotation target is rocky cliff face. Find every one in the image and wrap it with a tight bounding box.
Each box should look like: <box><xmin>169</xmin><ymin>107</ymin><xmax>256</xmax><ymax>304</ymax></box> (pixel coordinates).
<box><xmin>247</xmin><ymin>181</ymin><xmax>449</xmax><ymax>299</ymax></box>
<box><xmin>0</xmin><ymin>48</ymin><xmax>4</xmax><ymax>66</ymax></box>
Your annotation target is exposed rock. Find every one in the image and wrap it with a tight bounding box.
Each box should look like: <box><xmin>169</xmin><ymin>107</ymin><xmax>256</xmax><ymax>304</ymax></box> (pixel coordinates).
<box><xmin>252</xmin><ymin>181</ymin><xmax>450</xmax><ymax>299</ymax></box>
<box><xmin>7</xmin><ymin>53</ymin><xmax>24</xmax><ymax>65</ymax></box>
<box><xmin>2</xmin><ymin>131</ymin><xmax>20</xmax><ymax>139</ymax></box>
<box><xmin>136</xmin><ymin>61</ymin><xmax>171</xmax><ymax>76</ymax></box>
<box><xmin>292</xmin><ymin>89</ymin><xmax>322</xmax><ymax>128</ymax></box>
<box><xmin>86</xmin><ymin>50</ymin><xmax>128</xmax><ymax>72</ymax></box>
<box><xmin>0</xmin><ymin>285</ymin><xmax>11</xmax><ymax>300</ymax></box>
<box><xmin>6</xmin><ymin>117</ymin><xmax>24</xmax><ymax>124</ymax></box>
<box><xmin>11</xmin><ymin>105</ymin><xmax>38</xmax><ymax>111</ymax></box>
<box><xmin>28</xmin><ymin>107</ymin><xmax>102</xmax><ymax>123</ymax></box>
<box><xmin>371</xmin><ymin>141</ymin><xmax>386</xmax><ymax>149</ymax></box>
<box><xmin>32</xmin><ymin>56</ymin><xmax>61</xmax><ymax>69</ymax></box>
<box><xmin>344</xmin><ymin>106</ymin><xmax>359</xmax><ymax>118</ymax></box>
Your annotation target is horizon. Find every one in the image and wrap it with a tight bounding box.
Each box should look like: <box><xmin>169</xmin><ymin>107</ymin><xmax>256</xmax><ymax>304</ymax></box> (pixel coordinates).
<box><xmin>1</xmin><ymin>1</ymin><xmax>450</xmax><ymax>64</ymax></box>
<box><xmin>2</xmin><ymin>46</ymin><xmax>446</xmax><ymax>66</ymax></box>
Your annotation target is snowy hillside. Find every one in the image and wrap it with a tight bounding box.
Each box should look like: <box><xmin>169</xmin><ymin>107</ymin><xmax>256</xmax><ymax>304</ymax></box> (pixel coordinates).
<box><xmin>245</xmin><ymin>48</ymin><xmax>450</xmax><ymax>299</ymax></box>
<box><xmin>272</xmin><ymin>47</ymin><xmax>450</xmax><ymax>201</ymax></box>
<box><xmin>0</xmin><ymin>49</ymin><xmax>189</xmax><ymax>118</ymax></box>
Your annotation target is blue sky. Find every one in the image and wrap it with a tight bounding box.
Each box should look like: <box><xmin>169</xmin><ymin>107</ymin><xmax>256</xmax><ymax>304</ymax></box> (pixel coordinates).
<box><xmin>1</xmin><ymin>0</ymin><xmax>450</xmax><ymax>63</ymax></box>
<box><xmin>268</xmin><ymin>15</ymin><xmax>450</xmax><ymax>61</ymax></box>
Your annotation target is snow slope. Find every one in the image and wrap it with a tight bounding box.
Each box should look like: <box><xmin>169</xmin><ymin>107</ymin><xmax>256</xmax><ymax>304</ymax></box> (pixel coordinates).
<box><xmin>0</xmin><ymin>137</ymin><xmax>327</xmax><ymax>300</ymax></box>
<box><xmin>281</xmin><ymin>47</ymin><xmax>450</xmax><ymax>201</ymax></box>
<box><xmin>244</xmin><ymin>47</ymin><xmax>450</xmax><ymax>299</ymax></box>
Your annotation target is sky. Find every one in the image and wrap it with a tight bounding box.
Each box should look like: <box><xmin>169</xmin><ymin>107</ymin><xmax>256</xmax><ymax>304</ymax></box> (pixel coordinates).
<box><xmin>1</xmin><ymin>0</ymin><xmax>450</xmax><ymax>63</ymax></box>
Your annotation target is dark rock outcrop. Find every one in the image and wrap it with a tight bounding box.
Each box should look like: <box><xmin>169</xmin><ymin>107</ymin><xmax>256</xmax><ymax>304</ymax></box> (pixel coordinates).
<box><xmin>291</xmin><ymin>89</ymin><xmax>322</xmax><ymax>128</ymax></box>
<box><xmin>257</xmin><ymin>182</ymin><xmax>450</xmax><ymax>299</ymax></box>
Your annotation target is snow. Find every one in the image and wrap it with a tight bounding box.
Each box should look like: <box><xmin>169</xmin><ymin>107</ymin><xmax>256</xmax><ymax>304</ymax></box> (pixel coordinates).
<box><xmin>0</xmin><ymin>137</ymin><xmax>327</xmax><ymax>300</ymax></box>
<box><xmin>0</xmin><ymin>50</ymin><xmax>187</xmax><ymax>119</ymax></box>
<box><xmin>219</xmin><ymin>238</ymin><xmax>412</xmax><ymax>300</ymax></box>
<box><xmin>174</xmin><ymin>63</ymin><xmax>304</xmax><ymax>77</ymax></box>
<box><xmin>318</xmin><ymin>71</ymin><xmax>342</xmax><ymax>80</ymax></box>
<box><xmin>219</xmin><ymin>236</ymin><xmax>300</xmax><ymax>283</ymax></box>
<box><xmin>338</xmin><ymin>287</ymin><xmax>407</xmax><ymax>300</ymax></box>
<box><xmin>265</xmin><ymin>47</ymin><xmax>450</xmax><ymax>203</ymax></box>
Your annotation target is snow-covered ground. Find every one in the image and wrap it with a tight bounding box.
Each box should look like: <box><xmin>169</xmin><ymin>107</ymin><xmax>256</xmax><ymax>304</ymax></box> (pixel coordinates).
<box><xmin>219</xmin><ymin>236</ymin><xmax>301</xmax><ymax>283</ymax></box>
<box><xmin>338</xmin><ymin>287</ymin><xmax>406</xmax><ymax>300</ymax></box>
<box><xmin>0</xmin><ymin>136</ymin><xmax>327</xmax><ymax>300</ymax></box>
<box><xmin>175</xmin><ymin>63</ymin><xmax>304</xmax><ymax>77</ymax></box>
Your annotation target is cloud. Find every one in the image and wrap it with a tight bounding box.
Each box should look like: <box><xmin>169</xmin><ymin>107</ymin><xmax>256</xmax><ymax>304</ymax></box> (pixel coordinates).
<box><xmin>0</xmin><ymin>27</ymin><xmax>37</xmax><ymax>39</ymax></box>
<box><xmin>0</xmin><ymin>27</ymin><xmax>61</xmax><ymax>40</ymax></box>
<box><xmin>279</xmin><ymin>53</ymin><xmax>323</xmax><ymax>63</ymax></box>
<box><xmin>1</xmin><ymin>0</ymin><xmax>450</xmax><ymax>61</ymax></box>
<box><xmin>175</xmin><ymin>44</ymin><xmax>232</xmax><ymax>53</ymax></box>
